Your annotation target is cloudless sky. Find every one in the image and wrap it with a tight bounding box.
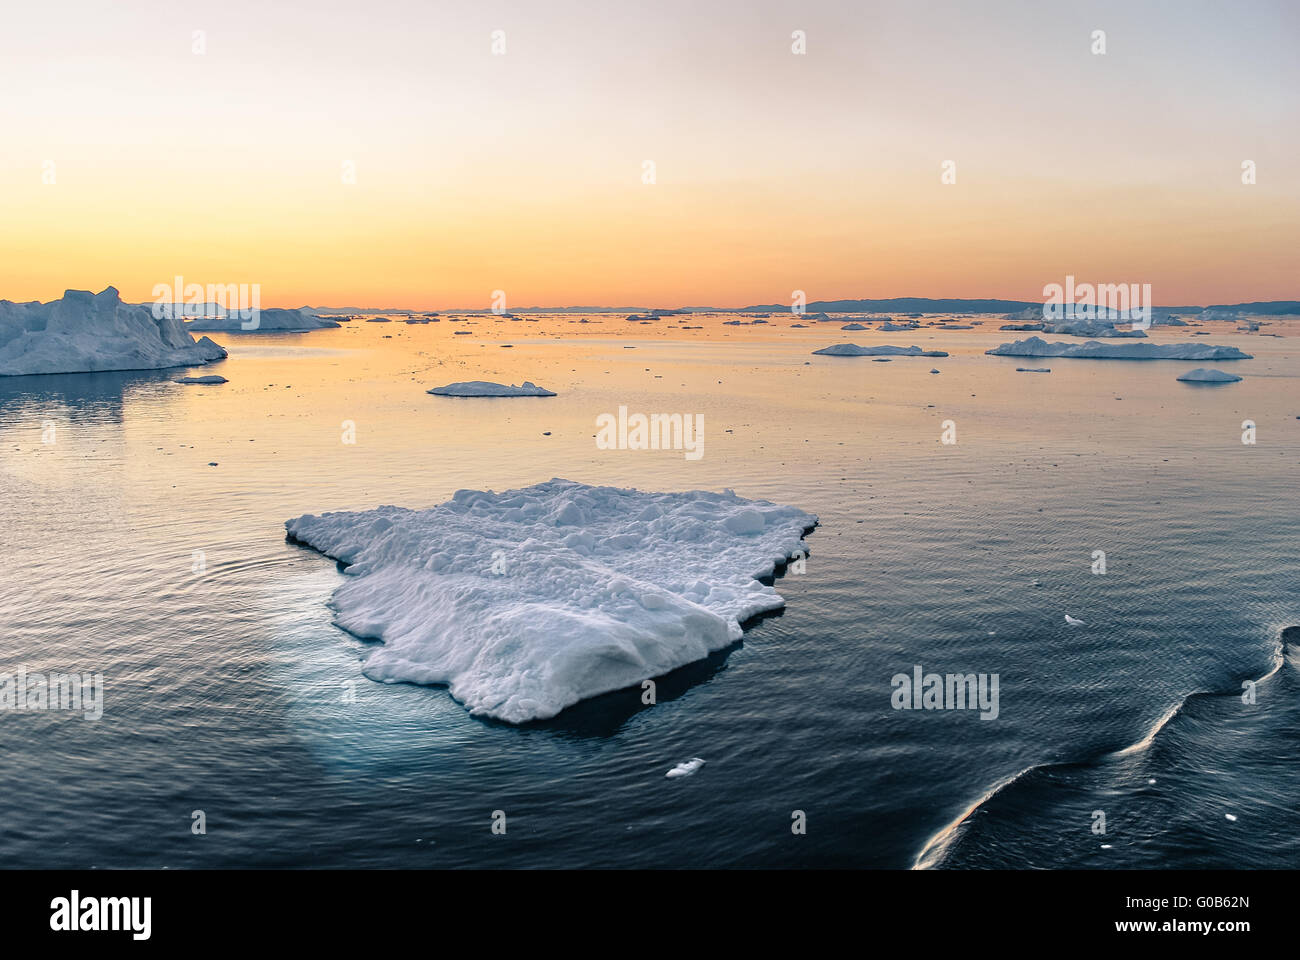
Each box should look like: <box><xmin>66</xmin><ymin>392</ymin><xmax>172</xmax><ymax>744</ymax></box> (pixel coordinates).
<box><xmin>1</xmin><ymin>0</ymin><xmax>1296</xmax><ymax>307</ymax></box>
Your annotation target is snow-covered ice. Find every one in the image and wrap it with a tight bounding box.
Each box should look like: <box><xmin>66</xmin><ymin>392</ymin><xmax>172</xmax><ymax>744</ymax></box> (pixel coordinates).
<box><xmin>1176</xmin><ymin>367</ymin><xmax>1243</xmax><ymax>383</ymax></box>
<box><xmin>187</xmin><ymin>308</ymin><xmax>339</xmax><ymax>332</ymax></box>
<box><xmin>0</xmin><ymin>287</ymin><xmax>227</xmax><ymax>377</ymax></box>
<box><xmin>813</xmin><ymin>343</ymin><xmax>948</xmax><ymax>357</ymax></box>
<box><xmin>840</xmin><ymin>322</ymin><xmax>867</xmax><ymax>331</ymax></box>
<box><xmin>285</xmin><ymin>479</ymin><xmax>817</xmax><ymax>723</ymax></box>
<box><xmin>666</xmin><ymin>758</ymin><xmax>705</xmax><ymax>778</ymax></box>
<box><xmin>987</xmin><ymin>336</ymin><xmax>1251</xmax><ymax>360</ymax></box>
<box><xmin>427</xmin><ymin>380</ymin><xmax>557</xmax><ymax>397</ymax></box>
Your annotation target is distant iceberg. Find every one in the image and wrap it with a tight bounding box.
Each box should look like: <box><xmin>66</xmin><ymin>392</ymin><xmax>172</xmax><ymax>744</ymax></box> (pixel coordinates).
<box><xmin>813</xmin><ymin>343</ymin><xmax>948</xmax><ymax>357</ymax></box>
<box><xmin>986</xmin><ymin>336</ymin><xmax>1251</xmax><ymax>360</ymax></box>
<box><xmin>187</xmin><ymin>309</ymin><xmax>339</xmax><ymax>332</ymax></box>
<box><xmin>0</xmin><ymin>286</ymin><xmax>226</xmax><ymax>377</ymax></box>
<box><xmin>840</xmin><ymin>322</ymin><xmax>867</xmax><ymax>331</ymax></box>
<box><xmin>1176</xmin><ymin>368</ymin><xmax>1243</xmax><ymax>382</ymax></box>
<box><xmin>1041</xmin><ymin>318</ymin><xmax>1145</xmax><ymax>338</ymax></box>
<box><xmin>427</xmin><ymin>380</ymin><xmax>556</xmax><ymax>397</ymax></box>
<box><xmin>285</xmin><ymin>479</ymin><xmax>818</xmax><ymax>723</ymax></box>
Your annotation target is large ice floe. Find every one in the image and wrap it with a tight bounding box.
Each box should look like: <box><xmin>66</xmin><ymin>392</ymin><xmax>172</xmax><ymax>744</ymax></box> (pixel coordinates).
<box><xmin>186</xmin><ymin>308</ymin><xmax>339</xmax><ymax>332</ymax></box>
<box><xmin>986</xmin><ymin>336</ymin><xmax>1251</xmax><ymax>360</ymax></box>
<box><xmin>285</xmin><ymin>479</ymin><xmax>817</xmax><ymax>722</ymax></box>
<box><xmin>427</xmin><ymin>380</ymin><xmax>556</xmax><ymax>397</ymax></box>
<box><xmin>0</xmin><ymin>287</ymin><xmax>227</xmax><ymax>376</ymax></box>
<box><xmin>813</xmin><ymin>343</ymin><xmax>948</xmax><ymax>357</ymax></box>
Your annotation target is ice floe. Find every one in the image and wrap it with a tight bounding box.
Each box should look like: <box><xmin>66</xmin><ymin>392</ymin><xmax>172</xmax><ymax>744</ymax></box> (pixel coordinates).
<box><xmin>427</xmin><ymin>380</ymin><xmax>556</xmax><ymax>397</ymax></box>
<box><xmin>813</xmin><ymin>343</ymin><xmax>948</xmax><ymax>357</ymax></box>
<box><xmin>667</xmin><ymin>758</ymin><xmax>705</xmax><ymax>778</ymax></box>
<box><xmin>0</xmin><ymin>287</ymin><xmax>227</xmax><ymax>377</ymax></box>
<box><xmin>1176</xmin><ymin>368</ymin><xmax>1243</xmax><ymax>383</ymax></box>
<box><xmin>285</xmin><ymin>479</ymin><xmax>817</xmax><ymax>722</ymax></box>
<box><xmin>173</xmin><ymin>375</ymin><xmax>228</xmax><ymax>384</ymax></box>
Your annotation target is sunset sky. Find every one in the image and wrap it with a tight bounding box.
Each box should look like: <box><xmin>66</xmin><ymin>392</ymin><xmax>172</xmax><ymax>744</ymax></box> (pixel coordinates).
<box><xmin>2</xmin><ymin>0</ymin><xmax>1297</xmax><ymax>308</ymax></box>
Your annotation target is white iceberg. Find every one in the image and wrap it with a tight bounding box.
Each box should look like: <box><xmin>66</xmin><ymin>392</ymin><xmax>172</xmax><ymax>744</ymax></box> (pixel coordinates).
<box><xmin>813</xmin><ymin>343</ymin><xmax>948</xmax><ymax>357</ymax></box>
<box><xmin>285</xmin><ymin>479</ymin><xmax>817</xmax><ymax>723</ymax></box>
<box><xmin>667</xmin><ymin>758</ymin><xmax>705</xmax><ymax>779</ymax></box>
<box><xmin>1041</xmin><ymin>318</ymin><xmax>1145</xmax><ymax>338</ymax></box>
<box><xmin>427</xmin><ymin>380</ymin><xmax>557</xmax><ymax>397</ymax></box>
<box><xmin>986</xmin><ymin>336</ymin><xmax>1251</xmax><ymax>360</ymax></box>
<box><xmin>1065</xmin><ymin>614</ymin><xmax>1084</xmax><ymax>626</ymax></box>
<box><xmin>0</xmin><ymin>287</ymin><xmax>227</xmax><ymax>377</ymax></box>
<box><xmin>1176</xmin><ymin>367</ymin><xmax>1242</xmax><ymax>383</ymax></box>
<box><xmin>187</xmin><ymin>308</ymin><xmax>339</xmax><ymax>332</ymax></box>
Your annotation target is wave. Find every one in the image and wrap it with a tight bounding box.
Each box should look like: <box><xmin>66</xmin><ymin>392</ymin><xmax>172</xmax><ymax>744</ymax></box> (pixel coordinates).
<box><xmin>911</xmin><ymin>627</ymin><xmax>1293</xmax><ymax>870</ymax></box>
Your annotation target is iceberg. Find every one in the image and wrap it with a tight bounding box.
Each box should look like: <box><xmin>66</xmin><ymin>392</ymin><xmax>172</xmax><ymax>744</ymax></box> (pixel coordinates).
<box><xmin>986</xmin><ymin>336</ymin><xmax>1251</xmax><ymax>360</ymax></box>
<box><xmin>1176</xmin><ymin>368</ymin><xmax>1242</xmax><ymax>383</ymax></box>
<box><xmin>427</xmin><ymin>380</ymin><xmax>556</xmax><ymax>397</ymax></box>
<box><xmin>840</xmin><ymin>322</ymin><xmax>867</xmax><ymax>330</ymax></box>
<box><xmin>667</xmin><ymin>758</ymin><xmax>705</xmax><ymax>779</ymax></box>
<box><xmin>0</xmin><ymin>287</ymin><xmax>227</xmax><ymax>377</ymax></box>
<box><xmin>185</xmin><ymin>309</ymin><xmax>339</xmax><ymax>332</ymax></box>
<box><xmin>285</xmin><ymin>479</ymin><xmax>817</xmax><ymax>723</ymax></box>
<box><xmin>812</xmin><ymin>343</ymin><xmax>948</xmax><ymax>357</ymax></box>
<box><xmin>173</xmin><ymin>375</ymin><xmax>228</xmax><ymax>384</ymax></box>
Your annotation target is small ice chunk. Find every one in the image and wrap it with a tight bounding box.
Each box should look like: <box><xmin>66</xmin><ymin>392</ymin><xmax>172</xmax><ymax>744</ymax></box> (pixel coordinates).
<box><xmin>1064</xmin><ymin>614</ymin><xmax>1084</xmax><ymax>626</ymax></box>
<box><xmin>666</xmin><ymin>758</ymin><xmax>705</xmax><ymax>779</ymax></box>
<box><xmin>1225</xmin><ymin>813</ymin><xmax>1237</xmax><ymax>822</ymax></box>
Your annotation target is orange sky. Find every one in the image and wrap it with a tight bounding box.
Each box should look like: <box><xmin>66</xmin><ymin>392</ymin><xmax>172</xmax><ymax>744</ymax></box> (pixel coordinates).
<box><xmin>2</xmin><ymin>0</ymin><xmax>1297</xmax><ymax>308</ymax></box>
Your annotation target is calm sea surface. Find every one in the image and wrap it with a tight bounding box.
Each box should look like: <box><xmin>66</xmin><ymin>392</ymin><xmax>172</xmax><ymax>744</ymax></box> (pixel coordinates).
<box><xmin>1</xmin><ymin>314</ymin><xmax>1296</xmax><ymax>868</ymax></box>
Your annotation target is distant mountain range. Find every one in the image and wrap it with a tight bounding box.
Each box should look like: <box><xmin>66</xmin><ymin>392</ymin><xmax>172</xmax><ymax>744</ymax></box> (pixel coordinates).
<box><xmin>298</xmin><ymin>298</ymin><xmax>1300</xmax><ymax>315</ymax></box>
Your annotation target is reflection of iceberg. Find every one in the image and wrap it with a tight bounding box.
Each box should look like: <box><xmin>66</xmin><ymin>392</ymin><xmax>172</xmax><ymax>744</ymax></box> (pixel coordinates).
<box><xmin>987</xmin><ymin>337</ymin><xmax>1251</xmax><ymax>360</ymax></box>
<box><xmin>286</xmin><ymin>479</ymin><xmax>817</xmax><ymax>723</ymax></box>
<box><xmin>0</xmin><ymin>287</ymin><xmax>226</xmax><ymax>376</ymax></box>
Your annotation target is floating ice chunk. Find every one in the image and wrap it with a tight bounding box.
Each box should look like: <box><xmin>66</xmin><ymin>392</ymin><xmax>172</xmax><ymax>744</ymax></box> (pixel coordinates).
<box><xmin>840</xmin><ymin>322</ymin><xmax>867</xmax><ymax>331</ymax></box>
<box><xmin>987</xmin><ymin>336</ymin><xmax>1251</xmax><ymax>360</ymax></box>
<box><xmin>1176</xmin><ymin>367</ymin><xmax>1243</xmax><ymax>383</ymax></box>
<box><xmin>187</xmin><ymin>308</ymin><xmax>339</xmax><ymax>332</ymax></box>
<box><xmin>666</xmin><ymin>758</ymin><xmax>705</xmax><ymax>778</ymax></box>
<box><xmin>812</xmin><ymin>343</ymin><xmax>948</xmax><ymax>357</ymax></box>
<box><xmin>173</xmin><ymin>375</ymin><xmax>228</xmax><ymax>384</ymax></box>
<box><xmin>427</xmin><ymin>380</ymin><xmax>557</xmax><ymax>397</ymax></box>
<box><xmin>1225</xmin><ymin>813</ymin><xmax>1238</xmax><ymax>821</ymax></box>
<box><xmin>286</xmin><ymin>479</ymin><xmax>817</xmax><ymax>723</ymax></box>
<box><xmin>0</xmin><ymin>287</ymin><xmax>227</xmax><ymax>377</ymax></box>
<box><xmin>1064</xmin><ymin>614</ymin><xmax>1084</xmax><ymax>626</ymax></box>
<box><xmin>930</xmin><ymin>368</ymin><xmax>940</xmax><ymax>374</ymax></box>
<box><xmin>1015</xmin><ymin>367</ymin><xmax>1051</xmax><ymax>373</ymax></box>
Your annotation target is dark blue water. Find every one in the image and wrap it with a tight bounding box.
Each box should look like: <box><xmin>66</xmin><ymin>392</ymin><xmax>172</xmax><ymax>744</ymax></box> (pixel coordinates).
<box><xmin>1</xmin><ymin>322</ymin><xmax>1296</xmax><ymax>868</ymax></box>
